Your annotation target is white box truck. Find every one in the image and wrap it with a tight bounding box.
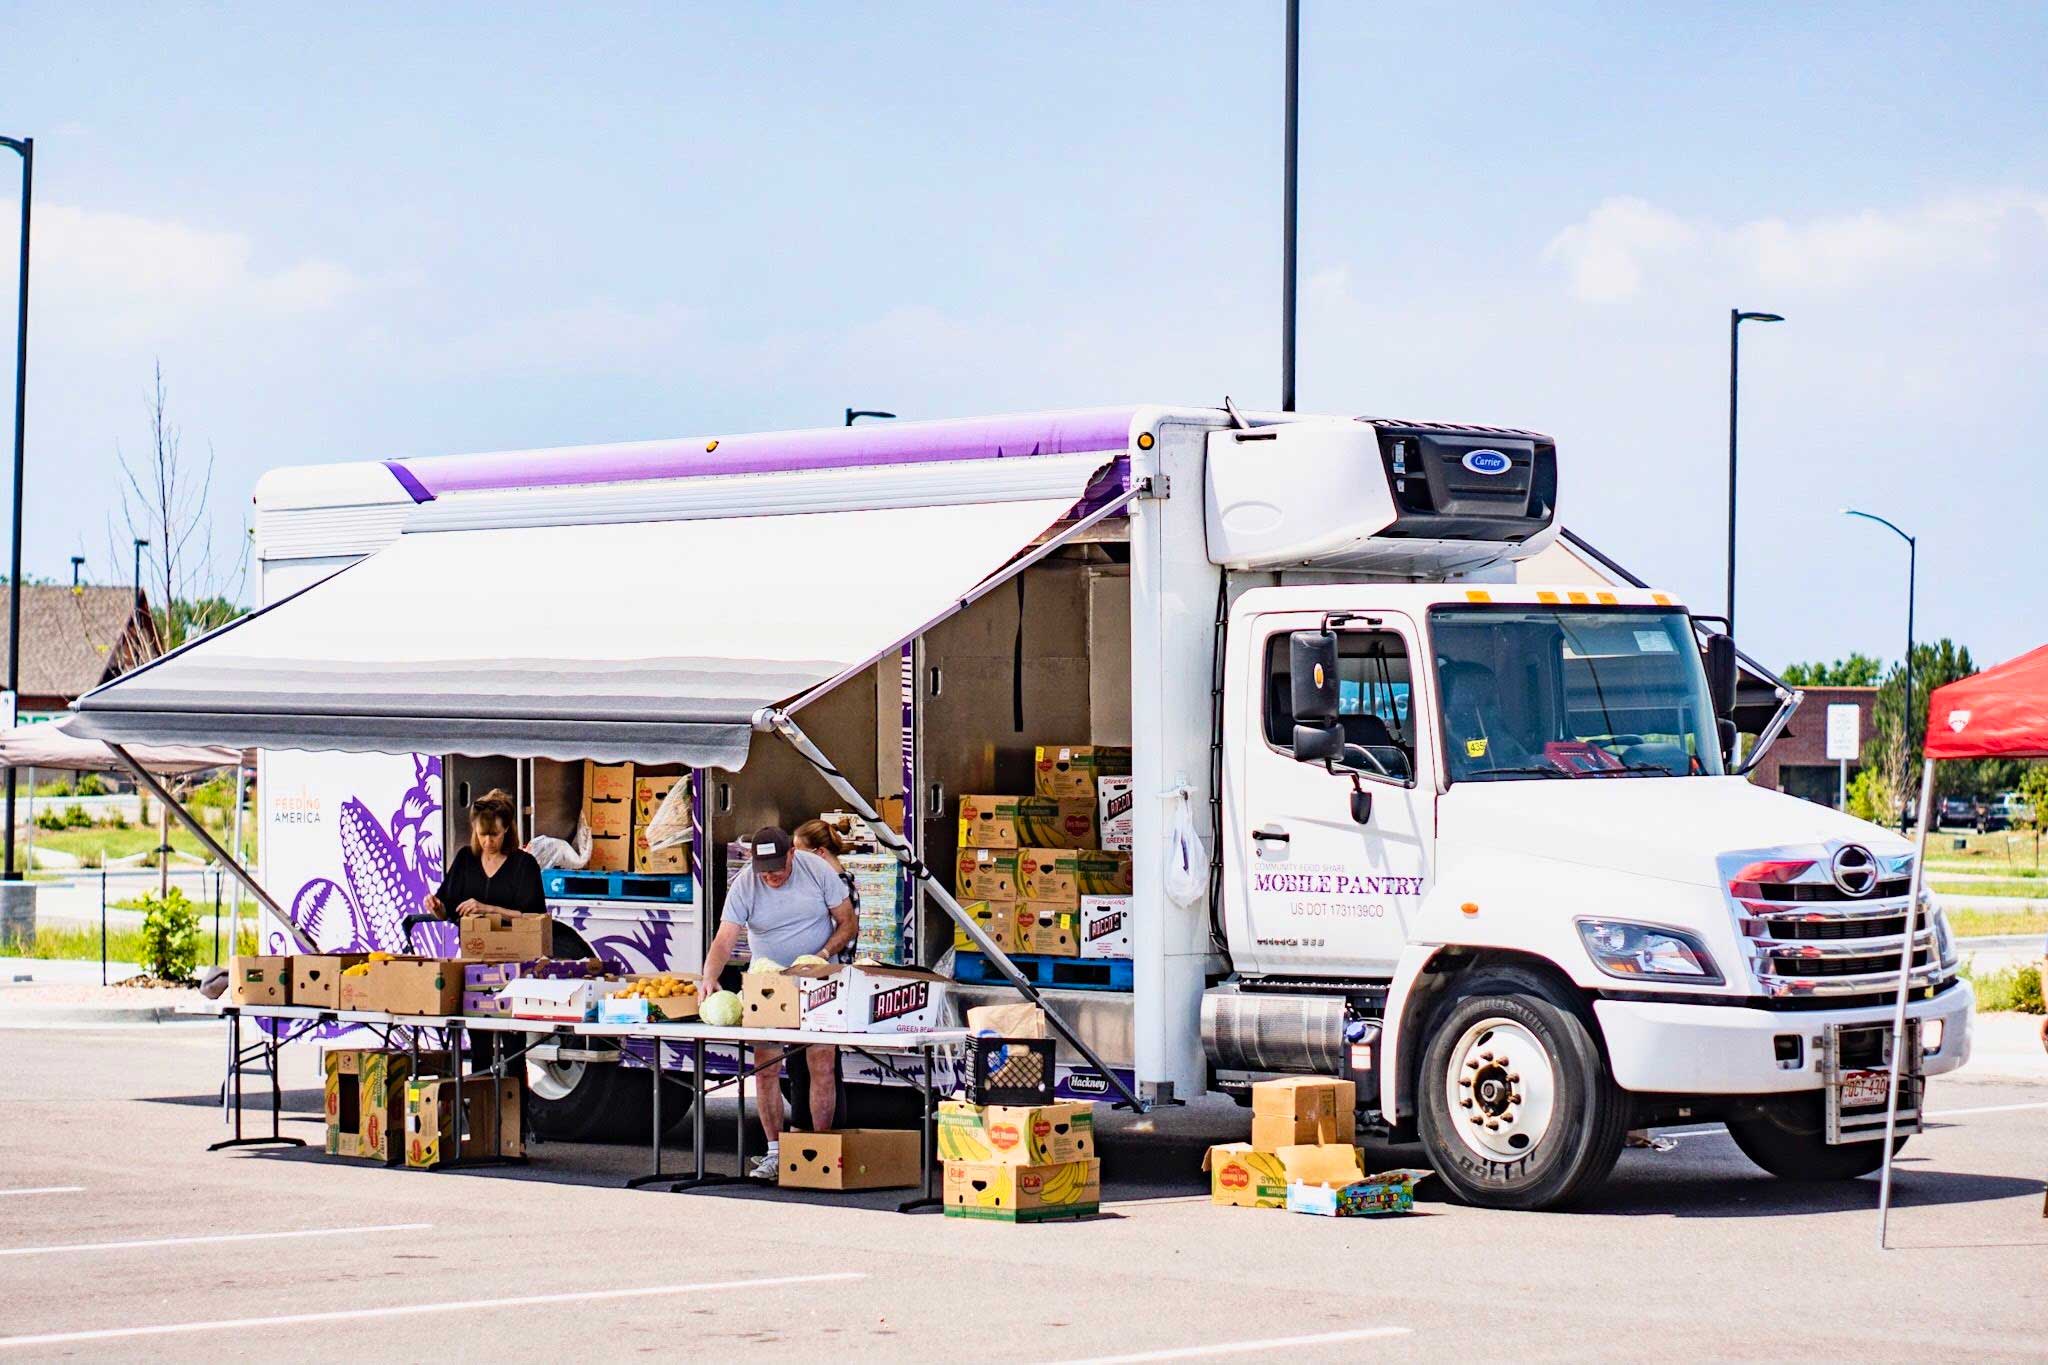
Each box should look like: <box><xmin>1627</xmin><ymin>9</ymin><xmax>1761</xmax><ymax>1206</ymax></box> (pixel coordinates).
<box><xmin>72</xmin><ymin>403</ymin><xmax>1972</xmax><ymax>1207</ymax></box>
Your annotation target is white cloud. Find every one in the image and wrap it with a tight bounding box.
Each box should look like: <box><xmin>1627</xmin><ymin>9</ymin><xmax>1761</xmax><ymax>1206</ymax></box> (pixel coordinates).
<box><xmin>1546</xmin><ymin>189</ymin><xmax>2048</xmax><ymax>301</ymax></box>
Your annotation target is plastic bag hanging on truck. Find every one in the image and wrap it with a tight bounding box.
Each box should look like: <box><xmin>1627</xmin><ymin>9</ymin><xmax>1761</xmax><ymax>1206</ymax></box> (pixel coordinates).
<box><xmin>526</xmin><ymin>814</ymin><xmax>593</xmax><ymax>871</ymax></box>
<box><xmin>643</xmin><ymin>773</ymin><xmax>695</xmax><ymax>852</ymax></box>
<box><xmin>1164</xmin><ymin>791</ymin><xmax>1205</xmax><ymax>906</ymax></box>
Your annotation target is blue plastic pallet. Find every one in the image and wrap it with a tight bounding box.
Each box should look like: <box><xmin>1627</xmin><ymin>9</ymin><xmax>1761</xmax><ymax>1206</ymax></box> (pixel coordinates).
<box><xmin>953</xmin><ymin>952</ymin><xmax>1133</xmax><ymax>992</ymax></box>
<box><xmin>543</xmin><ymin>868</ymin><xmax>693</xmax><ymax>902</ymax></box>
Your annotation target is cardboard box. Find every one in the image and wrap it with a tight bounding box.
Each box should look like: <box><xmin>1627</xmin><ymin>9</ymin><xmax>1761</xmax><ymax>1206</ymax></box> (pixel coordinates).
<box><xmin>1285</xmin><ymin>1171</ymin><xmax>1418</xmax><ymax>1217</ymax></box>
<box><xmin>337</xmin><ymin>957</ymin><xmax>462</xmax><ymax>1016</ymax></box>
<box><xmin>1078</xmin><ymin>896</ymin><xmax>1131</xmax><ymax>959</ymax></box>
<box><xmin>795</xmin><ymin>962</ymin><xmax>951</xmax><ymax>1034</ymax></box>
<box><xmin>779</xmin><ymin>1129</ymin><xmax>922</xmax><ymax>1190</ymax></box>
<box><xmin>742</xmin><ymin>967</ymin><xmax>805</xmax><ymax>1028</ymax></box>
<box><xmin>404</xmin><ymin>1075</ymin><xmax>524</xmax><ymax>1169</ymax></box>
<box><xmin>633</xmin><ymin>774</ymin><xmax>683</xmax><ymax>826</ymax></box>
<box><xmin>632</xmin><ymin>829</ymin><xmax>689</xmax><ymax>874</ymax></box>
<box><xmin>585</xmin><ymin>832</ymin><xmax>630</xmax><ymax>872</ymax></box>
<box><xmin>951</xmin><ymin>900</ymin><xmax>1012</xmax><ymax>953</ymax></box>
<box><xmin>965</xmin><ymin>1002</ymin><xmax>1049</xmax><ymax>1039</ymax></box>
<box><xmin>957</xmin><ymin>795</ymin><xmax>1096</xmax><ymax>850</ymax></box>
<box><xmin>324</xmin><ymin>1048</ymin><xmax>445</xmax><ymax>1163</ymax></box>
<box><xmin>1018</xmin><ymin>848</ymin><xmax>1135</xmax><ymax>905</ymax></box>
<box><xmin>944</xmin><ymin>1159</ymin><xmax>1099</xmax><ymax>1222</ymax></box>
<box><xmin>1096</xmin><ymin>774</ymin><xmax>1135</xmax><ymax>852</ymax></box>
<box><xmin>1202</xmin><ymin>1141</ymin><xmax>1365</xmax><ymax>1209</ymax></box>
<box><xmin>461</xmin><ymin>989</ymin><xmax>508</xmax><ymax>1017</ymax></box>
<box><xmin>939</xmin><ymin>1100</ymin><xmax>1094</xmax><ymax>1165</ymax></box>
<box><xmin>463</xmin><ymin>961</ymin><xmax>525</xmax><ymax>990</ymax></box>
<box><xmin>597</xmin><ymin>984</ymin><xmax>700</xmax><ymax>1023</ymax></box>
<box><xmin>291</xmin><ymin>953</ymin><xmax>367</xmax><ymax>1008</ymax></box>
<box><xmin>955</xmin><ymin>847</ymin><xmax>1020</xmax><ymax>901</ymax></box>
<box><xmin>584</xmin><ymin>759</ymin><xmax>634</xmax><ymax>804</ymax></box>
<box><xmin>228</xmin><ymin>955</ymin><xmax>292</xmax><ymax>1007</ymax></box>
<box><xmin>1034</xmin><ymin>745</ymin><xmax>1132</xmax><ymax>800</ymax></box>
<box><xmin>876</xmin><ymin>795</ymin><xmax>906</xmax><ymax>833</ymax></box>
<box><xmin>501</xmin><ymin>976</ymin><xmax>607</xmax><ymax>1022</ymax></box>
<box><xmin>459</xmin><ymin>910</ymin><xmax>547</xmax><ymax>963</ymax></box>
<box><xmin>1249</xmin><ymin>1076</ymin><xmax>1357</xmax><ymax>1149</ymax></box>
<box><xmin>1012</xmin><ymin>906</ymin><xmax>1080</xmax><ymax>957</ymax></box>
<box><xmin>584</xmin><ymin>797</ymin><xmax>632</xmax><ymax>838</ymax></box>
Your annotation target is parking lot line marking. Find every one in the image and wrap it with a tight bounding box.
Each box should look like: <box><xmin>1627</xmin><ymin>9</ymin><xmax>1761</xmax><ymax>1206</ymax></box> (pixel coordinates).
<box><xmin>0</xmin><ymin>1222</ymin><xmax>432</xmax><ymax>1259</ymax></box>
<box><xmin>0</xmin><ymin>1272</ymin><xmax>863</xmax><ymax>1350</ymax></box>
<box><xmin>0</xmin><ymin>1187</ymin><xmax>83</xmax><ymax>1197</ymax></box>
<box><xmin>1041</xmin><ymin>1326</ymin><xmax>1413</xmax><ymax>1363</ymax></box>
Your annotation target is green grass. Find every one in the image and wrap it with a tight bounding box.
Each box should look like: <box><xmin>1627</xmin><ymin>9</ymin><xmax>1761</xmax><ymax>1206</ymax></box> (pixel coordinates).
<box><xmin>1944</xmin><ymin>906</ymin><xmax>2048</xmax><ymax>939</ymax></box>
<box><xmin>1930</xmin><ymin>878</ymin><xmax>2048</xmax><ymax>902</ymax></box>
<box><xmin>1960</xmin><ymin>957</ymin><xmax>2044</xmax><ymax>1014</ymax></box>
<box><xmin>2</xmin><ymin>917</ymin><xmax>259</xmax><ymax>968</ymax></box>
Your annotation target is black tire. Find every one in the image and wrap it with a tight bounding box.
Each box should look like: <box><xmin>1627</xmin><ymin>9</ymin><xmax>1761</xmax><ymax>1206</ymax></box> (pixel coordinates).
<box><xmin>522</xmin><ymin>919</ymin><xmax>693</xmax><ymax>1143</ymax></box>
<box><xmin>1416</xmin><ymin>969</ymin><xmax>1630</xmax><ymax>1211</ymax></box>
<box><xmin>1726</xmin><ymin>1095</ymin><xmax>1905</xmax><ymax>1180</ymax></box>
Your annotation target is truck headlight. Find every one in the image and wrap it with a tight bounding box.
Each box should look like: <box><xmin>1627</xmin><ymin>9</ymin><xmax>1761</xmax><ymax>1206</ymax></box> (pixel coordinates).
<box><xmin>1925</xmin><ymin>898</ymin><xmax>1957</xmax><ymax>970</ymax></box>
<box><xmin>1576</xmin><ymin>919</ymin><xmax>1724</xmax><ymax>986</ymax></box>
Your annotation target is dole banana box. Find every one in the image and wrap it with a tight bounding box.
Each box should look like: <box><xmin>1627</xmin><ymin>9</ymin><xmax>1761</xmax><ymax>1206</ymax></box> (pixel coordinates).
<box><xmin>957</xmin><ymin>795</ymin><xmax>1096</xmax><ymax>850</ymax></box>
<box><xmin>943</xmin><ymin>1158</ymin><xmax>1100</xmax><ymax>1222</ymax></box>
<box><xmin>1017</xmin><ymin>848</ymin><xmax>1134</xmax><ymax>905</ymax></box>
<box><xmin>939</xmin><ymin>1099</ymin><xmax>1094</xmax><ymax>1164</ymax></box>
<box><xmin>1202</xmin><ymin>1141</ymin><xmax>1365</xmax><ymax>1209</ymax></box>
<box><xmin>1012</xmin><ymin>905</ymin><xmax>1080</xmax><ymax>956</ymax></box>
<box><xmin>955</xmin><ymin>847</ymin><xmax>1021</xmax><ymax>901</ymax></box>
<box><xmin>1249</xmin><ymin>1076</ymin><xmax>1357</xmax><ymax>1149</ymax></box>
<box><xmin>229</xmin><ymin>955</ymin><xmax>292</xmax><ymax>1007</ymax></box>
<box><xmin>1078</xmin><ymin>896</ymin><xmax>1132</xmax><ymax>959</ymax></box>
<box><xmin>1034</xmin><ymin>745</ymin><xmax>1132</xmax><ymax>800</ymax></box>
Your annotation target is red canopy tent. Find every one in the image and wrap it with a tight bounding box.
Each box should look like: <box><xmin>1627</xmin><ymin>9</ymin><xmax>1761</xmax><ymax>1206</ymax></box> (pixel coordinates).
<box><xmin>1880</xmin><ymin>644</ymin><xmax>2048</xmax><ymax>1245</ymax></box>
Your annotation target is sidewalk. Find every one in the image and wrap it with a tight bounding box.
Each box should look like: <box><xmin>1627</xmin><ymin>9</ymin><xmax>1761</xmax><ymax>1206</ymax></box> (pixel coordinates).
<box><xmin>0</xmin><ymin>955</ymin><xmax>204</xmax><ymax>1027</ymax></box>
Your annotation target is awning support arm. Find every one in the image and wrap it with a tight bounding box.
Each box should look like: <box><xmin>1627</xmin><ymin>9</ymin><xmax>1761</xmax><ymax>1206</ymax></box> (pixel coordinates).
<box><xmin>107</xmin><ymin>743</ymin><xmax>314</xmax><ymax>954</ymax></box>
<box><xmin>764</xmin><ymin>709</ymin><xmax>1149</xmax><ymax>1113</ymax></box>
<box><xmin>786</xmin><ymin>479</ymin><xmax>1150</xmax><ymax>716</ymax></box>
<box><xmin>1876</xmin><ymin>754</ymin><xmax>1938</xmax><ymax>1249</ymax></box>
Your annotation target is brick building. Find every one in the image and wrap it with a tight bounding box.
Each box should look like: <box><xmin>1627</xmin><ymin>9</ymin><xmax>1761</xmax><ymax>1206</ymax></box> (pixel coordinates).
<box><xmin>1742</xmin><ymin>685</ymin><xmax>1876</xmax><ymax>808</ymax></box>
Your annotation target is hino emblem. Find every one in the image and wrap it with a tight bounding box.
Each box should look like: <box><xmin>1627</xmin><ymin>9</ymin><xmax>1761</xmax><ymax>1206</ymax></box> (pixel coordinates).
<box><xmin>1830</xmin><ymin>844</ymin><xmax>1879</xmax><ymax>898</ymax></box>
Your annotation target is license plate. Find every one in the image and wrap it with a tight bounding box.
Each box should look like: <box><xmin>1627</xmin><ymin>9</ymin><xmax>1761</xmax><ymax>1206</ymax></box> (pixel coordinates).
<box><xmin>1841</xmin><ymin>1069</ymin><xmax>1893</xmax><ymax>1107</ymax></box>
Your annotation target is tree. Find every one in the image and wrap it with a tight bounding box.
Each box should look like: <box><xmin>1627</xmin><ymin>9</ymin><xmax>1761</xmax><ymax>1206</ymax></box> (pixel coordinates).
<box><xmin>110</xmin><ymin>363</ymin><xmax>247</xmax><ymax>650</ymax></box>
<box><xmin>1781</xmin><ymin>654</ymin><xmax>1884</xmax><ymax>687</ymax></box>
<box><xmin>1860</xmin><ymin>639</ymin><xmax>2022</xmax><ymax>821</ymax></box>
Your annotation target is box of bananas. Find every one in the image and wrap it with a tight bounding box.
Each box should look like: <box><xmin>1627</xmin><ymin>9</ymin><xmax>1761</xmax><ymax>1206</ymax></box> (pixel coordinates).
<box><xmin>597</xmin><ymin>974</ymin><xmax>701</xmax><ymax>1023</ymax></box>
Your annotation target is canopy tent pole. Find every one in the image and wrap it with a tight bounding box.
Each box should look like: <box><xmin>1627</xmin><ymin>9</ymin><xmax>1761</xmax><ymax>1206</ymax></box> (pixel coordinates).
<box><xmin>766</xmin><ymin>708</ymin><xmax>1149</xmax><ymax>1113</ymax></box>
<box><xmin>1877</xmin><ymin>755</ymin><xmax>1939</xmax><ymax>1249</ymax></box>
<box><xmin>107</xmin><ymin>742</ymin><xmax>312</xmax><ymax>953</ymax></box>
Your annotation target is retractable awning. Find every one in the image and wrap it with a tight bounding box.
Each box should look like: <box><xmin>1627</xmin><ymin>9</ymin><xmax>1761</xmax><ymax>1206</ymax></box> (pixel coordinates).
<box><xmin>69</xmin><ymin>464</ymin><xmax>1109</xmax><ymax>767</ymax></box>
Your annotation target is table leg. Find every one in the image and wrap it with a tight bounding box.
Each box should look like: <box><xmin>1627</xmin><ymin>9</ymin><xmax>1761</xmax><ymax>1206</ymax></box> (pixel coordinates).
<box><xmin>208</xmin><ymin>1010</ymin><xmax>306</xmax><ymax>1151</ymax></box>
<box><xmin>898</xmin><ymin>1042</ymin><xmax>942</xmax><ymax>1213</ymax></box>
<box><xmin>670</xmin><ymin>1038</ymin><xmax>747</xmax><ymax>1193</ymax></box>
<box><xmin>626</xmin><ymin>1036</ymin><xmax>672</xmax><ymax>1189</ymax></box>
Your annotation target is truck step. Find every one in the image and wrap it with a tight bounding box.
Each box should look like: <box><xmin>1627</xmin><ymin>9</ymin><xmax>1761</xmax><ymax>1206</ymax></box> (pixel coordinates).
<box><xmin>541</xmin><ymin>868</ymin><xmax>693</xmax><ymax>903</ymax></box>
<box><xmin>954</xmin><ymin>952</ymin><xmax>1133</xmax><ymax>992</ymax></box>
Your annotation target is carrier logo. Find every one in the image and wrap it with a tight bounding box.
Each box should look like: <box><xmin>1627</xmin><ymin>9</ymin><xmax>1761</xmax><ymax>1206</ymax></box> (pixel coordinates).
<box><xmin>1085</xmin><ymin>910</ymin><xmax>1126</xmax><ymax>941</ymax></box>
<box><xmin>868</xmin><ymin>980</ymin><xmax>930</xmax><ymax>1023</ymax></box>
<box><xmin>1461</xmin><ymin>449</ymin><xmax>1511</xmax><ymax>476</ymax></box>
<box><xmin>1066</xmin><ymin>1071</ymin><xmax>1111</xmax><ymax>1097</ymax></box>
<box><xmin>1830</xmin><ymin>844</ymin><xmax>1879</xmax><ymax>898</ymax></box>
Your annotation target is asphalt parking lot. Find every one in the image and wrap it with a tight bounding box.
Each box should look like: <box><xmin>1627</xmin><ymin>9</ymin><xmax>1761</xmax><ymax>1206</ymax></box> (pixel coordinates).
<box><xmin>0</xmin><ymin>1023</ymin><xmax>2042</xmax><ymax>1362</ymax></box>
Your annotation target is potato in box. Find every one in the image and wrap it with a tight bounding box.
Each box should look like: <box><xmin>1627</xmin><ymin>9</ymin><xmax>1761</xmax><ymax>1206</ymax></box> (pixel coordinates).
<box><xmin>229</xmin><ymin>955</ymin><xmax>292</xmax><ymax>1007</ymax></box>
<box><xmin>944</xmin><ymin>1158</ymin><xmax>1099</xmax><ymax>1221</ymax></box>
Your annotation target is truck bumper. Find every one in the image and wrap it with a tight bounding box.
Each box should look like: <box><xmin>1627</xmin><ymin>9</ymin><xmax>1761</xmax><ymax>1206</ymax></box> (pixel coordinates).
<box><xmin>1593</xmin><ymin>981</ymin><xmax>1973</xmax><ymax>1095</ymax></box>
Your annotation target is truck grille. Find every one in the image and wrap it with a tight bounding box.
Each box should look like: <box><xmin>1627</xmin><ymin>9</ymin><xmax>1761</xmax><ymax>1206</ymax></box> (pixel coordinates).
<box><xmin>1724</xmin><ymin>849</ymin><xmax>1953</xmax><ymax>1000</ymax></box>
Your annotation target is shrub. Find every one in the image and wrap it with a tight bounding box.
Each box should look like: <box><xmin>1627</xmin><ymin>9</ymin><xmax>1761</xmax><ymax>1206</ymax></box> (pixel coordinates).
<box><xmin>1961</xmin><ymin>958</ymin><xmax>2045</xmax><ymax>1014</ymax></box>
<box><xmin>33</xmin><ymin>808</ymin><xmax>65</xmax><ymax>831</ymax></box>
<box><xmin>137</xmin><ymin>887</ymin><xmax>201</xmax><ymax>983</ymax></box>
<box><xmin>76</xmin><ymin>772</ymin><xmax>110</xmax><ymax>797</ymax></box>
<box><xmin>62</xmin><ymin>803</ymin><xmax>92</xmax><ymax>829</ymax></box>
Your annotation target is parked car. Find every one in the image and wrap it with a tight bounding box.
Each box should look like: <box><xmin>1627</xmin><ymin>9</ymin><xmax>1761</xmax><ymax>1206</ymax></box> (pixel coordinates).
<box><xmin>1937</xmin><ymin>795</ymin><xmax>1983</xmax><ymax>831</ymax></box>
<box><xmin>1986</xmin><ymin>792</ymin><xmax>2035</xmax><ymax>831</ymax></box>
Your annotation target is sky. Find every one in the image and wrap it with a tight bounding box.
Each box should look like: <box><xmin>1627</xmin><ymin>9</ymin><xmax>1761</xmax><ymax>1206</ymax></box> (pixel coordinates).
<box><xmin>2</xmin><ymin>2</ymin><xmax>2044</xmax><ymax>672</ymax></box>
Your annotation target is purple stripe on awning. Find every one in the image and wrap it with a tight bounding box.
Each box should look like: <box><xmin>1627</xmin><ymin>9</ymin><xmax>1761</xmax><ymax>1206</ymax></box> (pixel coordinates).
<box><xmin>389</xmin><ymin>407</ymin><xmax>1141</xmax><ymax>498</ymax></box>
<box><xmin>381</xmin><ymin>460</ymin><xmax>433</xmax><ymax>504</ymax></box>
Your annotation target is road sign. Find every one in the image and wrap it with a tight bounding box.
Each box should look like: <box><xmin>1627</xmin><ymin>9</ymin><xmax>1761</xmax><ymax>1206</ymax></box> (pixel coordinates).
<box><xmin>1825</xmin><ymin>703</ymin><xmax>1860</xmax><ymax>762</ymax></box>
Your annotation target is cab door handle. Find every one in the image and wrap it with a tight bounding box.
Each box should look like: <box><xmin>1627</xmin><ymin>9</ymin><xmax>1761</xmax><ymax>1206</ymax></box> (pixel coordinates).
<box><xmin>1251</xmin><ymin>825</ymin><xmax>1291</xmax><ymax>845</ymax></box>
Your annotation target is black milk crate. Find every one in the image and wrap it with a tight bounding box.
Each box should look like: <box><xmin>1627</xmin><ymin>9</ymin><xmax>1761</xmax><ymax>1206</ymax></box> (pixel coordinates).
<box><xmin>952</xmin><ymin>952</ymin><xmax>1133</xmax><ymax>992</ymax></box>
<box><xmin>964</xmin><ymin>1036</ymin><xmax>1057</xmax><ymax>1107</ymax></box>
<box><xmin>542</xmin><ymin>868</ymin><xmax>693</xmax><ymax>902</ymax></box>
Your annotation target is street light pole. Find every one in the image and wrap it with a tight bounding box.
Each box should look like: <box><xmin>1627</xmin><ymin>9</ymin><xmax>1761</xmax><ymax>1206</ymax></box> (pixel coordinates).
<box><xmin>1844</xmin><ymin>508</ymin><xmax>1917</xmax><ymax>829</ymax></box>
<box><xmin>1725</xmin><ymin>309</ymin><xmax>1783</xmax><ymax>640</ymax></box>
<box><xmin>1280</xmin><ymin>0</ymin><xmax>1299</xmax><ymax>412</ymax></box>
<box><xmin>132</xmin><ymin>538</ymin><xmax>148</xmax><ymax>610</ymax></box>
<box><xmin>1</xmin><ymin>135</ymin><xmax>32</xmax><ymax>883</ymax></box>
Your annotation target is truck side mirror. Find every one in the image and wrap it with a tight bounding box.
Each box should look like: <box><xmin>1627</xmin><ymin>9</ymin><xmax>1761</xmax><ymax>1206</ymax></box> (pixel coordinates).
<box><xmin>1705</xmin><ymin>632</ymin><xmax>1738</xmax><ymax>721</ymax></box>
<box><xmin>1292</xmin><ymin>722</ymin><xmax>1345</xmax><ymax>766</ymax></box>
<box><xmin>1349</xmin><ymin>786</ymin><xmax>1374</xmax><ymax>825</ymax></box>
<box><xmin>1291</xmin><ymin>630</ymin><xmax>1341</xmax><ymax>722</ymax></box>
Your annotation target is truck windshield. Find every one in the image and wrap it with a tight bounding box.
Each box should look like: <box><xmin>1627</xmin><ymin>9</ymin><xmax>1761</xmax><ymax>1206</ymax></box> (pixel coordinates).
<box><xmin>1429</xmin><ymin>605</ymin><xmax>1724</xmax><ymax>783</ymax></box>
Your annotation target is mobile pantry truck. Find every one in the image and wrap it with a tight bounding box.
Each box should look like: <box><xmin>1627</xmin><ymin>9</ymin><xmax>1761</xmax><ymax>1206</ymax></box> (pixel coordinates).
<box><xmin>71</xmin><ymin>404</ymin><xmax>1974</xmax><ymax>1208</ymax></box>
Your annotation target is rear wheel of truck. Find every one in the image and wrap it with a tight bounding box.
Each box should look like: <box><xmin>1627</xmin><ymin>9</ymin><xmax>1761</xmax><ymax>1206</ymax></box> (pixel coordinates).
<box><xmin>1725</xmin><ymin>1096</ymin><xmax>1904</xmax><ymax>1180</ymax></box>
<box><xmin>521</xmin><ymin>921</ymin><xmax>693</xmax><ymax>1143</ymax></box>
<box><xmin>1417</xmin><ymin>970</ymin><xmax>1629</xmax><ymax>1211</ymax></box>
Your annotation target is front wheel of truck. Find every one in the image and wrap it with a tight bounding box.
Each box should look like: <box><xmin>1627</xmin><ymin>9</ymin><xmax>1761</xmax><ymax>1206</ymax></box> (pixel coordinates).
<box><xmin>1725</xmin><ymin>1096</ymin><xmax>1905</xmax><ymax>1180</ymax></box>
<box><xmin>1417</xmin><ymin>970</ymin><xmax>1630</xmax><ymax>1210</ymax></box>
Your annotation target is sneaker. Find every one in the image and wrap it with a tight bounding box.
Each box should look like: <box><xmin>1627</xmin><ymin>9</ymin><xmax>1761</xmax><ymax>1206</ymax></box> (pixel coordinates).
<box><xmin>749</xmin><ymin>1148</ymin><xmax>780</xmax><ymax>1182</ymax></box>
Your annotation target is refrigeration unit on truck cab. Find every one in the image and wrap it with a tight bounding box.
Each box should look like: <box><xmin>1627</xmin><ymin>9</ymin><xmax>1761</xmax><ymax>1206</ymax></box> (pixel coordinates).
<box><xmin>224</xmin><ymin>404</ymin><xmax>1971</xmax><ymax>1210</ymax></box>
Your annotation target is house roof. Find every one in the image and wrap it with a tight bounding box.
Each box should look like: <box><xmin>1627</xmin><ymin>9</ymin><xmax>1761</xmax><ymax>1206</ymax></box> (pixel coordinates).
<box><xmin>0</xmin><ymin>585</ymin><xmax>161</xmax><ymax>701</ymax></box>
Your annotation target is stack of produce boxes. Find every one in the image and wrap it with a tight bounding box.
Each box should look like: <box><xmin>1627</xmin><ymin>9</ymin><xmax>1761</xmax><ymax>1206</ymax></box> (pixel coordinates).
<box><xmin>632</xmin><ymin>772</ymin><xmax>690</xmax><ymax>875</ymax></box>
<box><xmin>939</xmin><ymin>1096</ymin><xmax>1100</xmax><ymax>1221</ymax></box>
<box><xmin>953</xmin><ymin>745</ymin><xmax>1132</xmax><ymax>962</ymax></box>
<box><xmin>584</xmin><ymin>760</ymin><xmax>634</xmax><ymax>872</ymax></box>
<box><xmin>1200</xmin><ymin>1077</ymin><xmax>1418</xmax><ymax>1216</ymax></box>
<box><xmin>844</xmin><ymin>852</ymin><xmax>906</xmax><ymax>960</ymax></box>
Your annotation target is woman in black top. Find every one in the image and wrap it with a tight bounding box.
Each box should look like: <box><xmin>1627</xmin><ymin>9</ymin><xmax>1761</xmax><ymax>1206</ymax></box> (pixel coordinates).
<box><xmin>427</xmin><ymin>788</ymin><xmax>546</xmax><ymax>920</ymax></box>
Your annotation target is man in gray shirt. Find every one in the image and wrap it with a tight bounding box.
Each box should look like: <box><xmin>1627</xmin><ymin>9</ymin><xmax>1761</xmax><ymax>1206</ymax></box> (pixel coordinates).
<box><xmin>700</xmin><ymin>826</ymin><xmax>856</xmax><ymax>1180</ymax></box>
